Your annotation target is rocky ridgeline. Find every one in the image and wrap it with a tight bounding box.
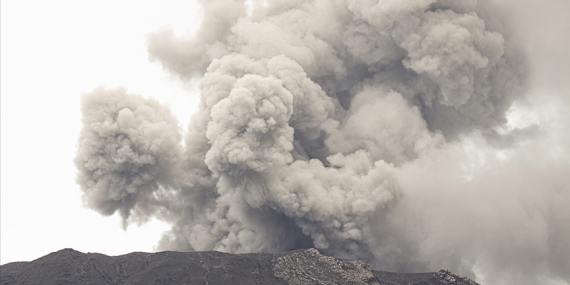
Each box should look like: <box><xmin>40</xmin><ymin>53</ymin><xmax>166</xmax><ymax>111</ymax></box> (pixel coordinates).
<box><xmin>434</xmin><ymin>269</ymin><xmax>481</xmax><ymax>285</ymax></box>
<box><xmin>273</xmin><ymin>248</ymin><xmax>377</xmax><ymax>284</ymax></box>
<box><xmin>0</xmin><ymin>248</ymin><xmax>480</xmax><ymax>285</ymax></box>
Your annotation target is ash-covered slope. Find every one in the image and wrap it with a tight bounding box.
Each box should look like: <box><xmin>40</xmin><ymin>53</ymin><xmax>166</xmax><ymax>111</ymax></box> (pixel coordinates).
<box><xmin>1</xmin><ymin>248</ymin><xmax>479</xmax><ymax>285</ymax></box>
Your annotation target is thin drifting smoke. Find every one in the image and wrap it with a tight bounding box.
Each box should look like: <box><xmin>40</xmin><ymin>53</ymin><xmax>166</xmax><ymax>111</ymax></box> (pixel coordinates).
<box><xmin>75</xmin><ymin>0</ymin><xmax>570</xmax><ymax>284</ymax></box>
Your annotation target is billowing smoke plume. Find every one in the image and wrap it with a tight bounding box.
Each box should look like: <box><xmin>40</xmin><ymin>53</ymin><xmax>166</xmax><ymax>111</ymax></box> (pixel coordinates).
<box><xmin>75</xmin><ymin>87</ymin><xmax>184</xmax><ymax>225</ymax></box>
<box><xmin>75</xmin><ymin>0</ymin><xmax>570</xmax><ymax>284</ymax></box>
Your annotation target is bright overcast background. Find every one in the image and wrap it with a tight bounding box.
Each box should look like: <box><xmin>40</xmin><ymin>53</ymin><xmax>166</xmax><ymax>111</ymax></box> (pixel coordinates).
<box><xmin>1</xmin><ymin>0</ymin><xmax>203</xmax><ymax>264</ymax></box>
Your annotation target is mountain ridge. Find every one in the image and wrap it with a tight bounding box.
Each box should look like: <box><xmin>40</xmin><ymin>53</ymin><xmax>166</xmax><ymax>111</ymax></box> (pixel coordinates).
<box><xmin>0</xmin><ymin>248</ymin><xmax>480</xmax><ymax>284</ymax></box>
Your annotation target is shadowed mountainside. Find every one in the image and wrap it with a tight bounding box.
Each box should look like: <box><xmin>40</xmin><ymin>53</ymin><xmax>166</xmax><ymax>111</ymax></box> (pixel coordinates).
<box><xmin>0</xmin><ymin>248</ymin><xmax>480</xmax><ymax>284</ymax></box>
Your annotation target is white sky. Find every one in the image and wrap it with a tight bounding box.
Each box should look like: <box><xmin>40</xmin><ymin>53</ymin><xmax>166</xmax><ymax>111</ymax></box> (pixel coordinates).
<box><xmin>1</xmin><ymin>0</ymin><xmax>203</xmax><ymax>264</ymax></box>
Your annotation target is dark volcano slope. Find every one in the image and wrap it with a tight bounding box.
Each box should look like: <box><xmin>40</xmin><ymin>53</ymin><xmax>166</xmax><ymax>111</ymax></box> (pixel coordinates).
<box><xmin>1</xmin><ymin>248</ymin><xmax>479</xmax><ymax>285</ymax></box>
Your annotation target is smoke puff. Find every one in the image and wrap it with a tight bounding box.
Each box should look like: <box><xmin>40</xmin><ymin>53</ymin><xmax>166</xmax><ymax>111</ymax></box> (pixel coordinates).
<box><xmin>326</xmin><ymin>88</ymin><xmax>443</xmax><ymax>165</ymax></box>
<box><xmin>76</xmin><ymin>0</ymin><xmax>570</xmax><ymax>284</ymax></box>
<box><xmin>75</xmin><ymin>87</ymin><xmax>183</xmax><ymax>224</ymax></box>
<box><xmin>147</xmin><ymin>0</ymin><xmax>246</xmax><ymax>78</ymax></box>
<box><xmin>205</xmin><ymin>74</ymin><xmax>295</xmax><ymax>174</ymax></box>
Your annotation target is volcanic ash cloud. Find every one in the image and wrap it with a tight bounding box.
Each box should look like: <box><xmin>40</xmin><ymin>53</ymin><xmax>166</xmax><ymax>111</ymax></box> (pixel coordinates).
<box><xmin>75</xmin><ymin>0</ymin><xmax>570</xmax><ymax>284</ymax></box>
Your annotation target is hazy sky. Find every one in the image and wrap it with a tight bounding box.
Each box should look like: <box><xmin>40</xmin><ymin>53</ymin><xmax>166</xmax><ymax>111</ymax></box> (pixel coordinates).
<box><xmin>1</xmin><ymin>0</ymin><xmax>203</xmax><ymax>264</ymax></box>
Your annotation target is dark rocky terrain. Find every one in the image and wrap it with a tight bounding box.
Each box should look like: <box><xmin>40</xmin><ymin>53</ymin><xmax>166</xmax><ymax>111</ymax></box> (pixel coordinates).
<box><xmin>0</xmin><ymin>248</ymin><xmax>480</xmax><ymax>285</ymax></box>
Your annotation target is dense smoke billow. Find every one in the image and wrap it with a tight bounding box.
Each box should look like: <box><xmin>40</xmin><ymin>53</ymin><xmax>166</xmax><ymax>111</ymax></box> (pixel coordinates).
<box><xmin>75</xmin><ymin>0</ymin><xmax>570</xmax><ymax>284</ymax></box>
